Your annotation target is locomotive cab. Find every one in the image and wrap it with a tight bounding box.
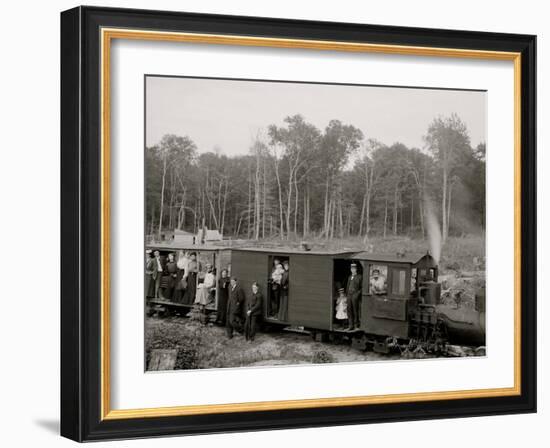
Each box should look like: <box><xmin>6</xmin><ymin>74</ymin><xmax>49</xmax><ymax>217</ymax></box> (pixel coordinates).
<box><xmin>350</xmin><ymin>252</ymin><xmax>437</xmax><ymax>340</ymax></box>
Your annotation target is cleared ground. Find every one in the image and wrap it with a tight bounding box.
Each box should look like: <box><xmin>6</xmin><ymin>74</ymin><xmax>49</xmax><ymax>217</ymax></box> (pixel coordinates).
<box><xmin>145</xmin><ymin>316</ymin><xmax>400</xmax><ymax>370</ymax></box>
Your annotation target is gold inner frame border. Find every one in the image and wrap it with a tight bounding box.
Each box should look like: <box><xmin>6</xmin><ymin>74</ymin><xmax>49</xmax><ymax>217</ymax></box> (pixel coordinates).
<box><xmin>99</xmin><ymin>27</ymin><xmax>522</xmax><ymax>420</ymax></box>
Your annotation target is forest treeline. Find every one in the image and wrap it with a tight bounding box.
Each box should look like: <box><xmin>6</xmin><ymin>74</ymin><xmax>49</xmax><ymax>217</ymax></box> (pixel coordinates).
<box><xmin>145</xmin><ymin>113</ymin><xmax>485</xmax><ymax>242</ymax></box>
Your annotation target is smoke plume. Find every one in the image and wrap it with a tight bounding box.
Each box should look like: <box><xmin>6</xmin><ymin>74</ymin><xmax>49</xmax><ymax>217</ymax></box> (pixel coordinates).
<box><xmin>424</xmin><ymin>195</ymin><xmax>442</xmax><ymax>265</ymax></box>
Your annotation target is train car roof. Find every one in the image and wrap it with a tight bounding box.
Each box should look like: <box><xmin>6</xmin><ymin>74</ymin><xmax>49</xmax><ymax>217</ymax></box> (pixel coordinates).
<box><xmin>230</xmin><ymin>247</ymin><xmax>358</xmax><ymax>256</ymax></box>
<box><xmin>351</xmin><ymin>251</ymin><xmax>434</xmax><ymax>264</ymax></box>
<box><xmin>145</xmin><ymin>243</ymin><xmax>231</xmax><ymax>251</ymax></box>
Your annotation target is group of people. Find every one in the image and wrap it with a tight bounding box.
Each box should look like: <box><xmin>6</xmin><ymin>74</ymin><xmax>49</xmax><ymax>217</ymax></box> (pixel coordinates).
<box><xmin>334</xmin><ymin>263</ymin><xmax>387</xmax><ymax>331</ymax></box>
<box><xmin>145</xmin><ymin>250</ymin><xmax>263</xmax><ymax>341</ymax></box>
<box><xmin>267</xmin><ymin>258</ymin><xmax>289</xmax><ymax>321</ymax></box>
<box><xmin>222</xmin><ymin>277</ymin><xmax>263</xmax><ymax>341</ymax></box>
<box><xmin>145</xmin><ymin>250</ymin><xmax>215</xmax><ymax>309</ymax></box>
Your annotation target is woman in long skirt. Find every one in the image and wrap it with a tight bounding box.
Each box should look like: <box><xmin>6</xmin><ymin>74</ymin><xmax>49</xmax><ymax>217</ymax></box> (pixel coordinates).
<box><xmin>182</xmin><ymin>252</ymin><xmax>198</xmax><ymax>305</ymax></box>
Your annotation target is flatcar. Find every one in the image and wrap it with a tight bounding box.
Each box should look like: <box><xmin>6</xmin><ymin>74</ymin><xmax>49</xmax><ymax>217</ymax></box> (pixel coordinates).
<box><xmin>145</xmin><ymin>243</ymin><xmax>231</xmax><ymax>316</ymax></box>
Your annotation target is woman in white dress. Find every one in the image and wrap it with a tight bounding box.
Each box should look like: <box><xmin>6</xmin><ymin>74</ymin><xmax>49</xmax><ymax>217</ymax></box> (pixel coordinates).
<box><xmin>195</xmin><ymin>263</ymin><xmax>215</xmax><ymax>307</ymax></box>
<box><xmin>335</xmin><ymin>287</ymin><xmax>348</xmax><ymax>328</ymax></box>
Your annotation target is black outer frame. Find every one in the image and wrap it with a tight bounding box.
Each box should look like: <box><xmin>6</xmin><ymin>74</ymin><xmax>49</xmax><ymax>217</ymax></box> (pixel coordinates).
<box><xmin>60</xmin><ymin>5</ymin><xmax>536</xmax><ymax>442</ymax></box>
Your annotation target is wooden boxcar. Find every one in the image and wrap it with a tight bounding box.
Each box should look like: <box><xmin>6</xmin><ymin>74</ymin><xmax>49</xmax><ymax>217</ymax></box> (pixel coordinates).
<box><xmin>230</xmin><ymin>248</ymin><xmax>357</xmax><ymax>330</ymax></box>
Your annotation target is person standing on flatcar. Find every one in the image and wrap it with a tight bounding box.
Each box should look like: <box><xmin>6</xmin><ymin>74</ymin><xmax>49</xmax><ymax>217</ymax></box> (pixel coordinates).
<box><xmin>195</xmin><ymin>263</ymin><xmax>215</xmax><ymax>308</ymax></box>
<box><xmin>173</xmin><ymin>250</ymin><xmax>189</xmax><ymax>303</ymax></box>
<box><xmin>345</xmin><ymin>262</ymin><xmax>363</xmax><ymax>331</ymax></box>
<box><xmin>183</xmin><ymin>252</ymin><xmax>198</xmax><ymax>305</ymax></box>
<box><xmin>226</xmin><ymin>277</ymin><xmax>245</xmax><ymax>339</ymax></box>
<box><xmin>153</xmin><ymin>250</ymin><xmax>164</xmax><ymax>298</ymax></box>
<box><xmin>245</xmin><ymin>282</ymin><xmax>263</xmax><ymax>342</ymax></box>
<box><xmin>145</xmin><ymin>250</ymin><xmax>156</xmax><ymax>298</ymax></box>
<box><xmin>278</xmin><ymin>260</ymin><xmax>289</xmax><ymax>321</ymax></box>
<box><xmin>216</xmin><ymin>268</ymin><xmax>230</xmax><ymax>325</ymax></box>
<box><xmin>163</xmin><ymin>252</ymin><xmax>178</xmax><ymax>301</ymax></box>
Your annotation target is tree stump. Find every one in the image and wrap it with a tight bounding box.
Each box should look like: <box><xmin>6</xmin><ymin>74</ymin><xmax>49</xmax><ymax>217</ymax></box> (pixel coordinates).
<box><xmin>148</xmin><ymin>349</ymin><xmax>178</xmax><ymax>371</ymax></box>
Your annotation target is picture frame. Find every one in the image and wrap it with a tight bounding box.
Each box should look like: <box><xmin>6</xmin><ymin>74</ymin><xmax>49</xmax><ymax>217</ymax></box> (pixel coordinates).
<box><xmin>60</xmin><ymin>5</ymin><xmax>536</xmax><ymax>441</ymax></box>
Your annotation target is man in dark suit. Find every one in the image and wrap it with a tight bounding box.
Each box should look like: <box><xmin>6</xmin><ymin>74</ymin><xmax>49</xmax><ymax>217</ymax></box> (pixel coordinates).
<box><xmin>345</xmin><ymin>262</ymin><xmax>363</xmax><ymax>330</ymax></box>
<box><xmin>226</xmin><ymin>277</ymin><xmax>245</xmax><ymax>339</ymax></box>
<box><xmin>245</xmin><ymin>282</ymin><xmax>263</xmax><ymax>341</ymax></box>
<box><xmin>153</xmin><ymin>250</ymin><xmax>164</xmax><ymax>298</ymax></box>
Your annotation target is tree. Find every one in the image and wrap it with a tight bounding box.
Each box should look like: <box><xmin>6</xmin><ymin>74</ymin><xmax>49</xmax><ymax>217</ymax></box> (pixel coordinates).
<box><xmin>424</xmin><ymin>114</ymin><xmax>472</xmax><ymax>240</ymax></box>
<box><xmin>268</xmin><ymin>115</ymin><xmax>321</xmax><ymax>239</ymax></box>
<box><xmin>318</xmin><ymin>120</ymin><xmax>363</xmax><ymax>238</ymax></box>
<box><xmin>154</xmin><ymin>134</ymin><xmax>197</xmax><ymax>238</ymax></box>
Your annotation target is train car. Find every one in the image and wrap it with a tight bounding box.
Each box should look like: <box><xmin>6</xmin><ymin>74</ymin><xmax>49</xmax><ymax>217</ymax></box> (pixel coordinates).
<box><xmin>230</xmin><ymin>247</ymin><xmax>357</xmax><ymax>329</ymax></box>
<box><xmin>146</xmin><ymin>243</ymin><xmax>231</xmax><ymax>315</ymax></box>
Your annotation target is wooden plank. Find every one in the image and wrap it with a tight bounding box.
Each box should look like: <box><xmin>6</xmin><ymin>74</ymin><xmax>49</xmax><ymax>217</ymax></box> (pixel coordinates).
<box><xmin>148</xmin><ymin>349</ymin><xmax>178</xmax><ymax>371</ymax></box>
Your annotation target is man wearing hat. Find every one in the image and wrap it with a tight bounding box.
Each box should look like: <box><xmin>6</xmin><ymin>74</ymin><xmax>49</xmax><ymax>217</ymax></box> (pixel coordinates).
<box><xmin>345</xmin><ymin>262</ymin><xmax>363</xmax><ymax>330</ymax></box>
<box><xmin>226</xmin><ymin>277</ymin><xmax>245</xmax><ymax>339</ymax></box>
<box><xmin>370</xmin><ymin>268</ymin><xmax>387</xmax><ymax>295</ymax></box>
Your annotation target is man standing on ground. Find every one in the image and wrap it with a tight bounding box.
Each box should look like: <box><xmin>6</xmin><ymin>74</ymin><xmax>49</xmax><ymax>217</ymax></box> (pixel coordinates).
<box><xmin>245</xmin><ymin>282</ymin><xmax>263</xmax><ymax>342</ymax></box>
<box><xmin>226</xmin><ymin>277</ymin><xmax>245</xmax><ymax>339</ymax></box>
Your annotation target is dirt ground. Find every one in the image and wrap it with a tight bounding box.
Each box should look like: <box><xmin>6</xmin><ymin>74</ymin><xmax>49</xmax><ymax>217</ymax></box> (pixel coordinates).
<box><xmin>146</xmin><ymin>316</ymin><xmax>406</xmax><ymax>371</ymax></box>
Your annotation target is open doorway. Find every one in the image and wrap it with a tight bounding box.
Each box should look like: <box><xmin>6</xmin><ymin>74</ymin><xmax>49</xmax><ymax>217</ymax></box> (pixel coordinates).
<box><xmin>332</xmin><ymin>259</ymin><xmax>363</xmax><ymax>329</ymax></box>
<box><xmin>267</xmin><ymin>255</ymin><xmax>290</xmax><ymax>321</ymax></box>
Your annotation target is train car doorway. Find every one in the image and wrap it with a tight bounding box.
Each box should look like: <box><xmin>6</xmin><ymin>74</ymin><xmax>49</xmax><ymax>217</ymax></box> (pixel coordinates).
<box><xmin>267</xmin><ymin>255</ymin><xmax>290</xmax><ymax>321</ymax></box>
<box><xmin>332</xmin><ymin>259</ymin><xmax>363</xmax><ymax>329</ymax></box>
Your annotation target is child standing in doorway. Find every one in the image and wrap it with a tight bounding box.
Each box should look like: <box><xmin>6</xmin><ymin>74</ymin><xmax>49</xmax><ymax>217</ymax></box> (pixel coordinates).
<box><xmin>335</xmin><ymin>287</ymin><xmax>348</xmax><ymax>329</ymax></box>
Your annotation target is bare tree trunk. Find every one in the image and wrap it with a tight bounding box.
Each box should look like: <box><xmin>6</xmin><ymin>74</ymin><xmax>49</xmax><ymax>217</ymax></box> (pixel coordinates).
<box><xmin>221</xmin><ymin>178</ymin><xmax>228</xmax><ymax>235</ymax></box>
<box><xmin>410</xmin><ymin>196</ymin><xmax>414</xmax><ymax>234</ymax></box>
<box><xmin>247</xmin><ymin>169</ymin><xmax>252</xmax><ymax>239</ymax></box>
<box><xmin>323</xmin><ymin>177</ymin><xmax>330</xmax><ymax>239</ymax></box>
<box><xmin>274</xmin><ymin>157</ymin><xmax>285</xmax><ymax>239</ymax></box>
<box><xmin>383</xmin><ymin>196</ymin><xmax>388</xmax><ymax>239</ymax></box>
<box><xmin>393</xmin><ymin>185</ymin><xmax>398</xmax><ymax>235</ymax></box>
<box><xmin>262</xmin><ymin>156</ymin><xmax>267</xmax><ymax>238</ymax></box>
<box><xmin>285</xmin><ymin>170</ymin><xmax>293</xmax><ymax>240</ymax></box>
<box><xmin>365</xmin><ymin>193</ymin><xmax>372</xmax><ymax>238</ymax></box>
<box><xmin>447</xmin><ymin>179</ymin><xmax>454</xmax><ymax>238</ymax></box>
<box><xmin>442</xmin><ymin>168</ymin><xmax>448</xmax><ymax>241</ymax></box>
<box><xmin>294</xmin><ymin>177</ymin><xmax>299</xmax><ymax>236</ymax></box>
<box><xmin>158</xmin><ymin>153</ymin><xmax>167</xmax><ymax>239</ymax></box>
<box><xmin>359</xmin><ymin>194</ymin><xmax>366</xmax><ymax>236</ymax></box>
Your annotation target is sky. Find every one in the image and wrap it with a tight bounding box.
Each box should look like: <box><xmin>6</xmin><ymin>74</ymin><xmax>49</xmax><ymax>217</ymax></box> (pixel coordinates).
<box><xmin>145</xmin><ymin>76</ymin><xmax>486</xmax><ymax>155</ymax></box>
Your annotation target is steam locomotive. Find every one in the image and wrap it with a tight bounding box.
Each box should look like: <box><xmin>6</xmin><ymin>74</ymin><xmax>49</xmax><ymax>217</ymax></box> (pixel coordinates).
<box><xmin>147</xmin><ymin>244</ymin><xmax>486</xmax><ymax>356</ymax></box>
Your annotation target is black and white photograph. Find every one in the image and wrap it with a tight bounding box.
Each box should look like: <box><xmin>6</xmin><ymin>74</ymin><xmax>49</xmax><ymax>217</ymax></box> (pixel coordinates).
<box><xmin>144</xmin><ymin>75</ymin><xmax>487</xmax><ymax>371</ymax></box>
